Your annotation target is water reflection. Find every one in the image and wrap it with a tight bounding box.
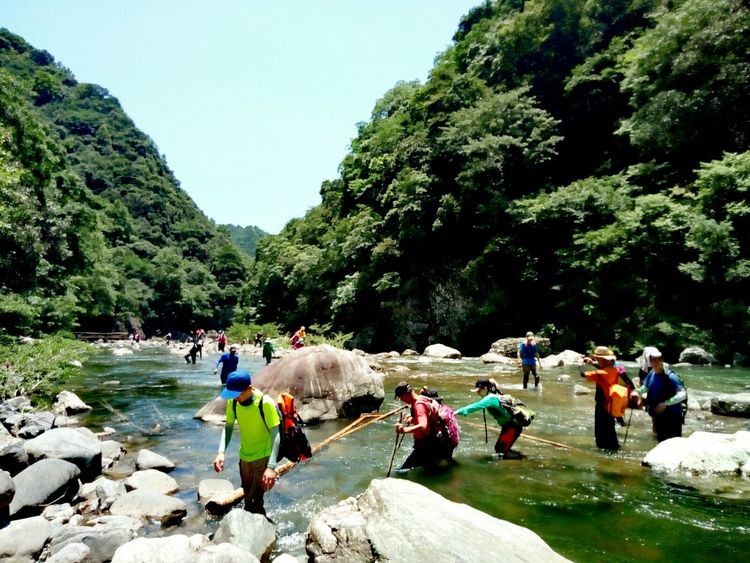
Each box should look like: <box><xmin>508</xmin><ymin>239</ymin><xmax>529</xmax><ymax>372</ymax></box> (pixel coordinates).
<box><xmin>69</xmin><ymin>348</ymin><xmax>750</xmax><ymax>561</ymax></box>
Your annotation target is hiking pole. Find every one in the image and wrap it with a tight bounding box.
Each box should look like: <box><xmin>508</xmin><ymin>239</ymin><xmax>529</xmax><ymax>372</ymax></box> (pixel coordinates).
<box><xmin>386</xmin><ymin>412</ymin><xmax>404</xmax><ymax>477</ymax></box>
<box><xmin>622</xmin><ymin>406</ymin><xmax>635</xmax><ymax>445</ymax></box>
<box><xmin>483</xmin><ymin>410</ymin><xmax>488</xmax><ymax>443</ymax></box>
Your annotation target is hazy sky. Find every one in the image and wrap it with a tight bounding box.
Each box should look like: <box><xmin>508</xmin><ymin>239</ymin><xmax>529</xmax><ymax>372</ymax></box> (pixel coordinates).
<box><xmin>1</xmin><ymin>1</ymin><xmax>479</xmax><ymax>233</ymax></box>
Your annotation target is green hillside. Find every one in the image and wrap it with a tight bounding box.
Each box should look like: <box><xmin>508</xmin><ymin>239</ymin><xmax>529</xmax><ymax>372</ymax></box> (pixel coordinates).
<box><xmin>222</xmin><ymin>224</ymin><xmax>268</xmax><ymax>258</ymax></box>
<box><xmin>245</xmin><ymin>0</ymin><xmax>750</xmax><ymax>360</ymax></box>
<box><xmin>0</xmin><ymin>29</ymin><xmax>249</xmax><ymax>336</ymax></box>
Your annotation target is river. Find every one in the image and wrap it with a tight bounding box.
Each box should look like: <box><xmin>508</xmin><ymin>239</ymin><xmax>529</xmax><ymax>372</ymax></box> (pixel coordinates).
<box><xmin>68</xmin><ymin>345</ymin><xmax>750</xmax><ymax>561</ymax></box>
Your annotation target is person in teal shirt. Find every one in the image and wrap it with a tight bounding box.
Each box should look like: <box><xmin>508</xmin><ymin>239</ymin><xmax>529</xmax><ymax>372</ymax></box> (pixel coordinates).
<box><xmin>455</xmin><ymin>378</ymin><xmax>523</xmax><ymax>457</ymax></box>
<box><xmin>213</xmin><ymin>370</ymin><xmax>281</xmax><ymax>517</ymax></box>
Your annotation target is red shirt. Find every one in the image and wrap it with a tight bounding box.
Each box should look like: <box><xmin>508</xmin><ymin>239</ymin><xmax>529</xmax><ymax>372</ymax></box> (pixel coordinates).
<box><xmin>411</xmin><ymin>397</ymin><xmax>432</xmax><ymax>441</ymax></box>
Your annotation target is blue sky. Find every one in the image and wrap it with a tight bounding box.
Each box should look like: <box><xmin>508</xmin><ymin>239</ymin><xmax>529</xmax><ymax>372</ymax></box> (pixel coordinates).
<box><xmin>1</xmin><ymin>1</ymin><xmax>480</xmax><ymax>234</ymax></box>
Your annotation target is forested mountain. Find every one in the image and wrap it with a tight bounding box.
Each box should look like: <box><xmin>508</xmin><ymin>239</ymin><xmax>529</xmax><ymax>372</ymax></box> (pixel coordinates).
<box><xmin>245</xmin><ymin>0</ymin><xmax>750</xmax><ymax>360</ymax></box>
<box><xmin>0</xmin><ymin>29</ymin><xmax>249</xmax><ymax>336</ymax></box>
<box><xmin>222</xmin><ymin>224</ymin><xmax>268</xmax><ymax>258</ymax></box>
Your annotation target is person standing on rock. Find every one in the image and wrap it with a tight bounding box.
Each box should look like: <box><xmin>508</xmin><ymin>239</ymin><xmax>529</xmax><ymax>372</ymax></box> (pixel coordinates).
<box><xmin>394</xmin><ymin>382</ymin><xmax>453</xmax><ymax>471</ymax></box>
<box><xmin>517</xmin><ymin>332</ymin><xmax>542</xmax><ymax>388</ymax></box>
<box><xmin>455</xmin><ymin>378</ymin><xmax>525</xmax><ymax>458</ymax></box>
<box><xmin>631</xmin><ymin>348</ymin><xmax>687</xmax><ymax>442</ymax></box>
<box><xmin>214</xmin><ymin>345</ymin><xmax>239</xmax><ymax>384</ymax></box>
<box><xmin>291</xmin><ymin>326</ymin><xmax>306</xmax><ymax>350</ymax></box>
<box><xmin>213</xmin><ymin>370</ymin><xmax>281</xmax><ymax>518</ymax></box>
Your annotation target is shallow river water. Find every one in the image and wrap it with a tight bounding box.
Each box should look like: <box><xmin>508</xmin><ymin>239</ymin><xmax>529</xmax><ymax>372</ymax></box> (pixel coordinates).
<box><xmin>68</xmin><ymin>346</ymin><xmax>750</xmax><ymax>562</ymax></box>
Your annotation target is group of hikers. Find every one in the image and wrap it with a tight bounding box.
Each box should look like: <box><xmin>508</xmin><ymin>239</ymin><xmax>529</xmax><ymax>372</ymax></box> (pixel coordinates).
<box><xmin>209</xmin><ymin>331</ymin><xmax>688</xmax><ymax>518</ymax></box>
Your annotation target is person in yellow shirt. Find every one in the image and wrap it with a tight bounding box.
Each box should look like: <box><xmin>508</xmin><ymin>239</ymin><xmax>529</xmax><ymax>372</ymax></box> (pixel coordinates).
<box><xmin>213</xmin><ymin>370</ymin><xmax>280</xmax><ymax>517</ymax></box>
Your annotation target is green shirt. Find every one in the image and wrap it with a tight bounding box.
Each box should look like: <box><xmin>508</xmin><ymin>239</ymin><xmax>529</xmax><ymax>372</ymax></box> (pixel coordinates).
<box><xmin>224</xmin><ymin>392</ymin><xmax>280</xmax><ymax>463</ymax></box>
<box><xmin>455</xmin><ymin>394</ymin><xmax>513</xmax><ymax>426</ymax></box>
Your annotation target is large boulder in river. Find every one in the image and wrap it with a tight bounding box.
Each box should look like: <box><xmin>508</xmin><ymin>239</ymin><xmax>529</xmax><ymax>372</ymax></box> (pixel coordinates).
<box><xmin>23</xmin><ymin>427</ymin><xmax>102</xmax><ymax>481</ymax></box>
<box><xmin>710</xmin><ymin>393</ymin><xmax>750</xmax><ymax>417</ymax></box>
<box><xmin>252</xmin><ymin>345</ymin><xmax>384</xmax><ymax>422</ymax></box>
<box><xmin>193</xmin><ymin>396</ymin><xmax>228</xmax><ymax>424</ymax></box>
<box><xmin>112</xmin><ymin>534</ymin><xmax>260</xmax><ymax>563</ymax></box>
<box><xmin>678</xmin><ymin>346</ymin><xmax>716</xmax><ymax>365</ymax></box>
<box><xmin>423</xmin><ymin>344</ymin><xmax>462</xmax><ymax>359</ymax></box>
<box><xmin>642</xmin><ymin>431</ymin><xmax>750</xmax><ymax>476</ymax></box>
<box><xmin>306</xmin><ymin>478</ymin><xmax>570</xmax><ymax>562</ymax></box>
<box><xmin>489</xmin><ymin>336</ymin><xmax>551</xmax><ymax>356</ymax></box>
<box><xmin>10</xmin><ymin>459</ymin><xmax>81</xmax><ymax>519</ymax></box>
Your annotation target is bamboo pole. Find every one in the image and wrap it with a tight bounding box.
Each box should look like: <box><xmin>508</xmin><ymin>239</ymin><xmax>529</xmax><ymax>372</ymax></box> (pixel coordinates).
<box><xmin>460</xmin><ymin>420</ymin><xmax>583</xmax><ymax>452</ymax></box>
<box><xmin>204</xmin><ymin>405</ymin><xmax>407</xmax><ymax>514</ymax></box>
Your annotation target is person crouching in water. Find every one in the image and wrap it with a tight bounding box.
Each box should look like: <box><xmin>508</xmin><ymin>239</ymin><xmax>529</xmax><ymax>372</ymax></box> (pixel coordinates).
<box><xmin>455</xmin><ymin>378</ymin><xmax>523</xmax><ymax>458</ymax></box>
<box><xmin>394</xmin><ymin>382</ymin><xmax>453</xmax><ymax>471</ymax></box>
<box><xmin>579</xmin><ymin>346</ymin><xmax>634</xmax><ymax>450</ymax></box>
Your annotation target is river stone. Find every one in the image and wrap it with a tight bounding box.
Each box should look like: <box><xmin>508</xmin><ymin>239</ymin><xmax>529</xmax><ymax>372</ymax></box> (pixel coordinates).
<box><xmin>710</xmin><ymin>393</ymin><xmax>750</xmax><ymax>417</ymax></box>
<box><xmin>10</xmin><ymin>459</ymin><xmax>81</xmax><ymax>518</ymax></box>
<box><xmin>48</xmin><ymin>519</ymin><xmax>137</xmax><ymax>562</ymax></box>
<box><xmin>573</xmin><ymin>384</ymin><xmax>591</xmax><ymax>395</ymax></box>
<box><xmin>193</xmin><ymin>396</ymin><xmax>228</xmax><ymax>424</ymax></box>
<box><xmin>213</xmin><ymin>508</ymin><xmax>276</xmax><ymax>558</ymax></box>
<box><xmin>480</xmin><ymin>352</ymin><xmax>514</xmax><ymax>364</ymax></box>
<box><xmin>46</xmin><ymin>542</ymin><xmax>92</xmax><ymax>563</ymax></box>
<box><xmin>642</xmin><ymin>431</ymin><xmax>750</xmax><ymax>476</ymax></box>
<box><xmin>305</xmin><ymin>478</ymin><xmax>570</xmax><ymax>562</ymax></box>
<box><xmin>0</xmin><ymin>470</ymin><xmax>14</xmax><ymax>527</ymax></box>
<box><xmin>402</xmin><ymin>349</ymin><xmax>419</xmax><ymax>356</ymax></box>
<box><xmin>111</xmin><ymin>534</ymin><xmax>260</xmax><ymax>563</ymax></box>
<box><xmin>423</xmin><ymin>343</ymin><xmax>462</xmax><ymax>359</ymax></box>
<box><xmin>16</xmin><ymin>411</ymin><xmax>57</xmax><ymax>439</ymax></box>
<box><xmin>23</xmin><ymin>427</ymin><xmax>102</xmax><ymax>481</ymax></box>
<box><xmin>252</xmin><ymin>344</ymin><xmax>385</xmax><ymax>422</ymax></box>
<box><xmin>541</xmin><ymin>354</ymin><xmax>563</xmax><ymax>368</ymax></box>
<box><xmin>101</xmin><ymin>440</ymin><xmax>125</xmax><ymax>469</ymax></box>
<box><xmin>0</xmin><ymin>433</ymin><xmax>28</xmax><ymax>475</ymax></box>
<box><xmin>198</xmin><ymin>478</ymin><xmax>235</xmax><ymax>505</ymax></box>
<box><xmin>678</xmin><ymin>347</ymin><xmax>716</xmax><ymax>365</ymax></box>
<box><xmin>0</xmin><ymin>515</ymin><xmax>52</xmax><ymax>562</ymax></box>
<box><xmin>124</xmin><ymin>469</ymin><xmax>179</xmax><ymax>494</ymax></box>
<box><xmin>109</xmin><ymin>490</ymin><xmax>187</xmax><ymax>526</ymax></box>
<box><xmin>79</xmin><ymin>476</ymin><xmax>128</xmax><ymax>513</ymax></box>
<box><xmin>54</xmin><ymin>391</ymin><xmax>92</xmax><ymax>415</ymax></box>
<box><xmin>489</xmin><ymin>337</ymin><xmax>552</xmax><ymax>357</ymax></box>
<box><xmin>135</xmin><ymin>448</ymin><xmax>175</xmax><ymax>472</ymax></box>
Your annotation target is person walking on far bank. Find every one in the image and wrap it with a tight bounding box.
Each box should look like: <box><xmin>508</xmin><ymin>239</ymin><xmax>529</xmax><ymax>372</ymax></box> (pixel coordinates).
<box><xmin>631</xmin><ymin>348</ymin><xmax>687</xmax><ymax>442</ymax></box>
<box><xmin>214</xmin><ymin>345</ymin><xmax>239</xmax><ymax>385</ymax></box>
<box><xmin>213</xmin><ymin>371</ymin><xmax>280</xmax><ymax>518</ymax></box>
<box><xmin>262</xmin><ymin>337</ymin><xmax>274</xmax><ymax>365</ymax></box>
<box><xmin>518</xmin><ymin>331</ymin><xmax>542</xmax><ymax>388</ymax></box>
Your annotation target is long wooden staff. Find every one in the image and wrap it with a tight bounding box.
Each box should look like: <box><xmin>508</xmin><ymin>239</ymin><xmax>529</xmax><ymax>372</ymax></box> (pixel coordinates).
<box><xmin>386</xmin><ymin>412</ymin><xmax>404</xmax><ymax>477</ymax></box>
<box><xmin>205</xmin><ymin>405</ymin><xmax>407</xmax><ymax>514</ymax></box>
<box><xmin>461</xmin><ymin>420</ymin><xmax>583</xmax><ymax>452</ymax></box>
<box><xmin>482</xmin><ymin>410</ymin><xmax>488</xmax><ymax>443</ymax></box>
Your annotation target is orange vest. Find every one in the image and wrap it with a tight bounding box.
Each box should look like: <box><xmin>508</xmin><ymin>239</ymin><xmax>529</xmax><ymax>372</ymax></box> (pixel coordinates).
<box><xmin>584</xmin><ymin>366</ymin><xmax>628</xmax><ymax>417</ymax></box>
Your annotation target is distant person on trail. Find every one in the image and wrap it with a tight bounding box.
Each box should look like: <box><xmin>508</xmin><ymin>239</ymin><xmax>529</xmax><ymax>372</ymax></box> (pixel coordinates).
<box><xmin>262</xmin><ymin>338</ymin><xmax>274</xmax><ymax>365</ymax></box>
<box><xmin>579</xmin><ymin>346</ymin><xmax>635</xmax><ymax>450</ymax></box>
<box><xmin>631</xmin><ymin>348</ymin><xmax>687</xmax><ymax>442</ymax></box>
<box><xmin>455</xmin><ymin>378</ymin><xmax>527</xmax><ymax>458</ymax></box>
<box><xmin>217</xmin><ymin>330</ymin><xmax>228</xmax><ymax>352</ymax></box>
<box><xmin>518</xmin><ymin>331</ymin><xmax>542</xmax><ymax>388</ymax></box>
<box><xmin>394</xmin><ymin>381</ymin><xmax>453</xmax><ymax>471</ymax></box>
<box><xmin>291</xmin><ymin>326</ymin><xmax>306</xmax><ymax>350</ymax></box>
<box><xmin>254</xmin><ymin>332</ymin><xmax>264</xmax><ymax>347</ymax></box>
<box><xmin>214</xmin><ymin>345</ymin><xmax>239</xmax><ymax>384</ymax></box>
<box><xmin>213</xmin><ymin>370</ymin><xmax>280</xmax><ymax>518</ymax></box>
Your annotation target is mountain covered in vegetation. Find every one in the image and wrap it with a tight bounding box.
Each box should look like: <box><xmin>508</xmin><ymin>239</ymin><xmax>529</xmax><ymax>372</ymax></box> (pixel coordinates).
<box><xmin>0</xmin><ymin>29</ymin><xmax>250</xmax><ymax>336</ymax></box>
<box><xmin>222</xmin><ymin>224</ymin><xmax>268</xmax><ymax>258</ymax></box>
<box><xmin>245</xmin><ymin>0</ymin><xmax>750</xmax><ymax>360</ymax></box>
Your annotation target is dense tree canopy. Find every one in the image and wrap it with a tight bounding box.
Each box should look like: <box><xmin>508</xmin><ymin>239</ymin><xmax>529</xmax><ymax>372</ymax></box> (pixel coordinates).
<box><xmin>0</xmin><ymin>29</ymin><xmax>250</xmax><ymax>337</ymax></box>
<box><xmin>246</xmin><ymin>0</ymin><xmax>750</xmax><ymax>361</ymax></box>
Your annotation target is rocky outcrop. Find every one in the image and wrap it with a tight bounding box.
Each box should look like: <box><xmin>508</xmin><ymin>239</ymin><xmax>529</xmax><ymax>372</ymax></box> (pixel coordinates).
<box><xmin>642</xmin><ymin>431</ymin><xmax>750</xmax><ymax>476</ymax></box>
<box><xmin>109</xmin><ymin>490</ymin><xmax>187</xmax><ymax>527</ymax></box>
<box><xmin>193</xmin><ymin>396</ymin><xmax>228</xmax><ymax>424</ymax></box>
<box><xmin>678</xmin><ymin>347</ymin><xmax>716</xmax><ymax>365</ymax></box>
<box><xmin>305</xmin><ymin>478</ymin><xmax>570</xmax><ymax>562</ymax></box>
<box><xmin>23</xmin><ymin>427</ymin><xmax>102</xmax><ymax>481</ymax></box>
<box><xmin>54</xmin><ymin>391</ymin><xmax>92</xmax><ymax>415</ymax></box>
<box><xmin>111</xmin><ymin>534</ymin><xmax>260</xmax><ymax>563</ymax></box>
<box><xmin>710</xmin><ymin>393</ymin><xmax>750</xmax><ymax>418</ymax></box>
<box><xmin>423</xmin><ymin>344</ymin><xmax>462</xmax><ymax>359</ymax></box>
<box><xmin>212</xmin><ymin>509</ymin><xmax>276</xmax><ymax>559</ymax></box>
<box><xmin>252</xmin><ymin>345</ymin><xmax>385</xmax><ymax>422</ymax></box>
<box><xmin>490</xmin><ymin>337</ymin><xmax>551</xmax><ymax>357</ymax></box>
<box><xmin>0</xmin><ymin>515</ymin><xmax>51</xmax><ymax>562</ymax></box>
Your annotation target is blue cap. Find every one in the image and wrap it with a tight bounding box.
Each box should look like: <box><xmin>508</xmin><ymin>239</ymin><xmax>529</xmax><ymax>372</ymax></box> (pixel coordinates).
<box><xmin>221</xmin><ymin>370</ymin><xmax>251</xmax><ymax>399</ymax></box>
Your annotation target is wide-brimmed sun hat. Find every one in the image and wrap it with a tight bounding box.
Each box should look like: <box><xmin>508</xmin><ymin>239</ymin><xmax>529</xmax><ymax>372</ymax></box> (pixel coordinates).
<box><xmin>591</xmin><ymin>345</ymin><xmax>616</xmax><ymax>361</ymax></box>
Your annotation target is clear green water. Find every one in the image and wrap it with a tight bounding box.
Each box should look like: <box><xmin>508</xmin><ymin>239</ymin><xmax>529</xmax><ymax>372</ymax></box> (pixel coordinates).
<box><xmin>69</xmin><ymin>347</ymin><xmax>750</xmax><ymax>561</ymax></box>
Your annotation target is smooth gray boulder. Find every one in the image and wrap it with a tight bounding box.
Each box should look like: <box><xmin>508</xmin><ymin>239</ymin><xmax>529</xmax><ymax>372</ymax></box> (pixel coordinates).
<box><xmin>197</xmin><ymin>479</ymin><xmax>235</xmax><ymax>506</ymax></box>
<box><xmin>0</xmin><ymin>515</ymin><xmax>52</xmax><ymax>562</ymax></box>
<box><xmin>490</xmin><ymin>337</ymin><xmax>551</xmax><ymax>357</ymax></box>
<box><xmin>23</xmin><ymin>427</ymin><xmax>102</xmax><ymax>481</ymax></box>
<box><xmin>423</xmin><ymin>343</ymin><xmax>462</xmax><ymax>359</ymax></box>
<box><xmin>642</xmin><ymin>431</ymin><xmax>750</xmax><ymax>476</ymax></box>
<box><xmin>78</xmin><ymin>476</ymin><xmax>128</xmax><ymax>514</ymax></box>
<box><xmin>111</xmin><ymin>534</ymin><xmax>260</xmax><ymax>562</ymax></box>
<box><xmin>15</xmin><ymin>411</ymin><xmax>57</xmax><ymax>439</ymax></box>
<box><xmin>135</xmin><ymin>449</ymin><xmax>175</xmax><ymax>472</ymax></box>
<box><xmin>109</xmin><ymin>490</ymin><xmax>187</xmax><ymax>526</ymax></box>
<box><xmin>124</xmin><ymin>469</ymin><xmax>179</xmax><ymax>494</ymax></box>
<box><xmin>0</xmin><ymin>470</ymin><xmax>14</xmax><ymax>527</ymax></box>
<box><xmin>305</xmin><ymin>478</ymin><xmax>570</xmax><ymax>562</ymax></box>
<box><xmin>10</xmin><ymin>459</ymin><xmax>81</xmax><ymax>518</ymax></box>
<box><xmin>101</xmin><ymin>440</ymin><xmax>125</xmax><ymax>470</ymax></box>
<box><xmin>54</xmin><ymin>391</ymin><xmax>92</xmax><ymax>415</ymax></box>
<box><xmin>193</xmin><ymin>396</ymin><xmax>228</xmax><ymax>424</ymax></box>
<box><xmin>710</xmin><ymin>393</ymin><xmax>750</xmax><ymax>418</ymax></box>
<box><xmin>252</xmin><ymin>344</ymin><xmax>385</xmax><ymax>422</ymax></box>
<box><xmin>480</xmin><ymin>352</ymin><xmax>514</xmax><ymax>364</ymax></box>
<box><xmin>46</xmin><ymin>542</ymin><xmax>92</xmax><ymax>563</ymax></box>
<box><xmin>213</xmin><ymin>508</ymin><xmax>276</xmax><ymax>559</ymax></box>
<box><xmin>48</xmin><ymin>519</ymin><xmax>137</xmax><ymax>562</ymax></box>
<box><xmin>678</xmin><ymin>346</ymin><xmax>716</xmax><ymax>365</ymax></box>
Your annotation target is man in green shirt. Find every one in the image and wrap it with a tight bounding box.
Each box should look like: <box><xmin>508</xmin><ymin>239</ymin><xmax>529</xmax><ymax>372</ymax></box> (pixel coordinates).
<box><xmin>213</xmin><ymin>370</ymin><xmax>281</xmax><ymax>517</ymax></box>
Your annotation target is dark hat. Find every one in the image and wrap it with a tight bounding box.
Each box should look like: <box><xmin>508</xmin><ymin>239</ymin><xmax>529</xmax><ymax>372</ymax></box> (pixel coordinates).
<box><xmin>470</xmin><ymin>378</ymin><xmax>493</xmax><ymax>392</ymax></box>
<box><xmin>394</xmin><ymin>381</ymin><xmax>411</xmax><ymax>399</ymax></box>
<box><xmin>221</xmin><ymin>370</ymin><xmax>251</xmax><ymax>399</ymax></box>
